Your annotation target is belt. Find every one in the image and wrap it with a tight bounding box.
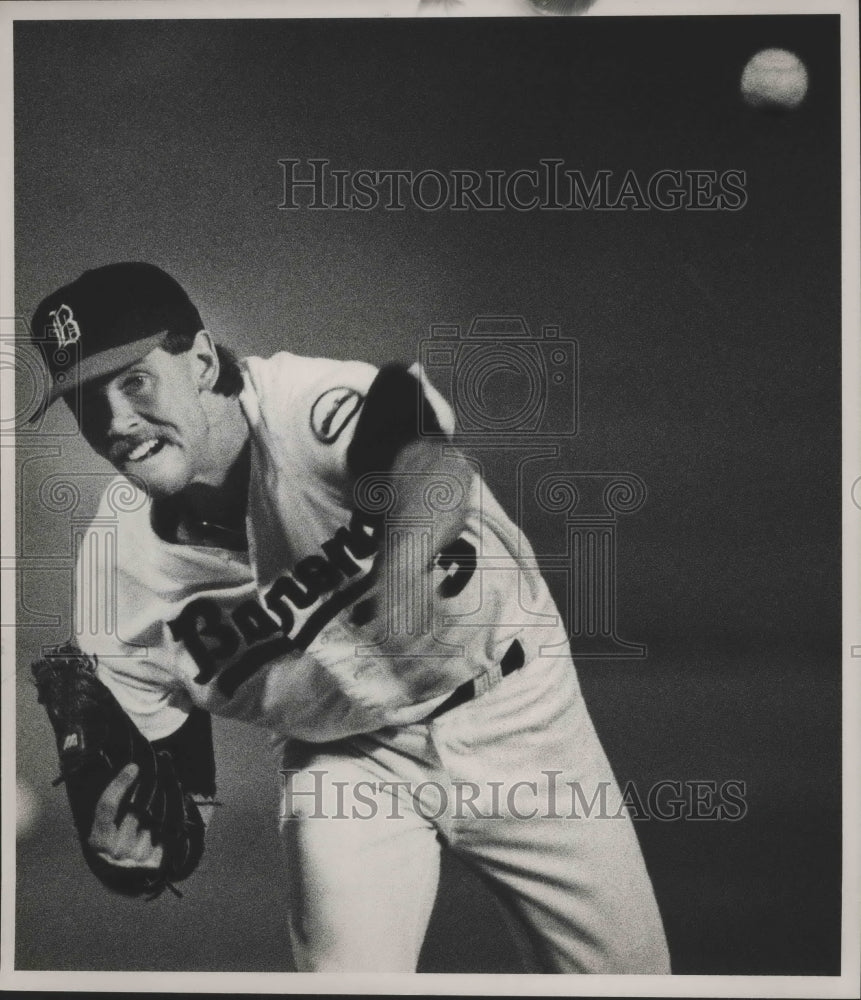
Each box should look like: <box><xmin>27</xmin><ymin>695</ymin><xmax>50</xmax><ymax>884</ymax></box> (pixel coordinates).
<box><xmin>426</xmin><ymin>639</ymin><xmax>525</xmax><ymax>721</ymax></box>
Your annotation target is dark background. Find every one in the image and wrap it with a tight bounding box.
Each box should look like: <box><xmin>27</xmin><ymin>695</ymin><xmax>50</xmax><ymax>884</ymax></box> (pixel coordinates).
<box><xmin>13</xmin><ymin>15</ymin><xmax>841</xmax><ymax>975</ymax></box>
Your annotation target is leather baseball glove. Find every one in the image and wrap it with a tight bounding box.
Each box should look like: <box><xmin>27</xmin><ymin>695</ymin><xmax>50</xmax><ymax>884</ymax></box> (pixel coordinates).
<box><xmin>32</xmin><ymin>643</ymin><xmax>206</xmax><ymax>899</ymax></box>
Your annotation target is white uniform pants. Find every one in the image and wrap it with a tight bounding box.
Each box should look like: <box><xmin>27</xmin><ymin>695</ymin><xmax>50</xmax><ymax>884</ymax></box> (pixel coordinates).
<box><xmin>279</xmin><ymin>652</ymin><xmax>671</xmax><ymax>973</ymax></box>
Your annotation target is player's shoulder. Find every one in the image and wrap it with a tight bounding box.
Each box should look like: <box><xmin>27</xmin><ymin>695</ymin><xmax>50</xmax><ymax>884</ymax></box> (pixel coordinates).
<box><xmin>240</xmin><ymin>350</ymin><xmax>379</xmax><ymax>451</ymax></box>
<box><xmin>239</xmin><ymin>350</ymin><xmax>459</xmax><ymax>487</ymax></box>
<box><xmin>242</xmin><ymin>351</ymin><xmax>378</xmax><ymax>398</ymax></box>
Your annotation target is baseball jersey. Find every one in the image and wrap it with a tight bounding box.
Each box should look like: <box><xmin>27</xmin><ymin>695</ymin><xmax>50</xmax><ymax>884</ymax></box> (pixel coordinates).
<box><xmin>75</xmin><ymin>352</ymin><xmax>565</xmax><ymax>743</ymax></box>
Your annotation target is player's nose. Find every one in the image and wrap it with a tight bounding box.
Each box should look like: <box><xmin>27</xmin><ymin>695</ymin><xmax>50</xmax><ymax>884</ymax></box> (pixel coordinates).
<box><xmin>80</xmin><ymin>384</ymin><xmax>143</xmax><ymax>453</ymax></box>
<box><xmin>104</xmin><ymin>387</ymin><xmax>145</xmax><ymax>442</ymax></box>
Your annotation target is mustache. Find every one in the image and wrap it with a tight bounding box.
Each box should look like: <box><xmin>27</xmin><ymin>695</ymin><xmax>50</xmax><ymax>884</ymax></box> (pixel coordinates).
<box><xmin>107</xmin><ymin>429</ymin><xmax>174</xmax><ymax>465</ymax></box>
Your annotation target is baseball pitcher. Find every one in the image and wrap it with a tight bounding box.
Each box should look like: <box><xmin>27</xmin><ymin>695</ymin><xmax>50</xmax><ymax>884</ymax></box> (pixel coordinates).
<box><xmin>28</xmin><ymin>262</ymin><xmax>669</xmax><ymax>972</ymax></box>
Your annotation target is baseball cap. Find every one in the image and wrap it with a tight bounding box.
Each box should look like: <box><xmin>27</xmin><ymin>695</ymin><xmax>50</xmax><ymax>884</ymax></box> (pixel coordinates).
<box><xmin>30</xmin><ymin>262</ymin><xmax>204</xmax><ymax>414</ymax></box>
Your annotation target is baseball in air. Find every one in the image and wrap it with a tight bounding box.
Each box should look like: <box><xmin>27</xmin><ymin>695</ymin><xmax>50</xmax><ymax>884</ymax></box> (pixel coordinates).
<box><xmin>741</xmin><ymin>49</ymin><xmax>808</xmax><ymax>110</ymax></box>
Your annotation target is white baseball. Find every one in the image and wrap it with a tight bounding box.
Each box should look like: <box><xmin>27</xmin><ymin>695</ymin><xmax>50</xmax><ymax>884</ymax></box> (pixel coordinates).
<box><xmin>741</xmin><ymin>48</ymin><xmax>808</xmax><ymax>110</ymax></box>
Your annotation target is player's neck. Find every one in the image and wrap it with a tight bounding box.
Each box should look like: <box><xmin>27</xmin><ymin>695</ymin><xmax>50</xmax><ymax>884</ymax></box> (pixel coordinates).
<box><xmin>182</xmin><ymin>439</ymin><xmax>251</xmax><ymax>528</ymax></box>
<box><xmin>189</xmin><ymin>395</ymin><xmax>247</xmax><ymax>498</ymax></box>
<box><xmin>154</xmin><ymin>397</ymin><xmax>252</xmax><ymax>548</ymax></box>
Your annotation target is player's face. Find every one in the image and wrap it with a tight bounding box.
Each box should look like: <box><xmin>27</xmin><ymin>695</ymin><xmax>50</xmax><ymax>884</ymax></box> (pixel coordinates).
<box><xmin>77</xmin><ymin>345</ymin><xmax>219</xmax><ymax>498</ymax></box>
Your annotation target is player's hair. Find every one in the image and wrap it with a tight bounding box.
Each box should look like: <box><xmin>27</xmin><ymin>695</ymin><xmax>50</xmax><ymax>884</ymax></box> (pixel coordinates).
<box><xmin>160</xmin><ymin>330</ymin><xmax>244</xmax><ymax>397</ymax></box>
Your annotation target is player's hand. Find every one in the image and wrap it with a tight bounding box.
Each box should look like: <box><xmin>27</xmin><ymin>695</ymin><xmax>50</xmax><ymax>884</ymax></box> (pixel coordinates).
<box><xmin>87</xmin><ymin>763</ymin><xmax>164</xmax><ymax>870</ymax></box>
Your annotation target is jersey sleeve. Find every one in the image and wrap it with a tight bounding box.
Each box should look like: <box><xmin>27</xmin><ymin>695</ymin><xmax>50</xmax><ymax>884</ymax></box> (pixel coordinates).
<box><xmin>241</xmin><ymin>352</ymin><xmax>376</xmax><ymax>484</ymax></box>
<box><xmin>73</xmin><ymin>480</ymin><xmax>190</xmax><ymax>742</ymax></box>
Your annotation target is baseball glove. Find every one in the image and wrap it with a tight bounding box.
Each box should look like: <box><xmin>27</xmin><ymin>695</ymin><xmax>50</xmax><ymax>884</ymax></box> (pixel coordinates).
<box><xmin>32</xmin><ymin>643</ymin><xmax>206</xmax><ymax>899</ymax></box>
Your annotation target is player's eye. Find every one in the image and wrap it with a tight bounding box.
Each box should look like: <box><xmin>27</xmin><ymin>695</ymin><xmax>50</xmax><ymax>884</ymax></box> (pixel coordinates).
<box><xmin>121</xmin><ymin>372</ymin><xmax>150</xmax><ymax>395</ymax></box>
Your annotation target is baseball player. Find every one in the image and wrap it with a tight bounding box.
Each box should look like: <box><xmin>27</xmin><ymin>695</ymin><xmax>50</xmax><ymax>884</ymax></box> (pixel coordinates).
<box><xmin>29</xmin><ymin>262</ymin><xmax>670</xmax><ymax>973</ymax></box>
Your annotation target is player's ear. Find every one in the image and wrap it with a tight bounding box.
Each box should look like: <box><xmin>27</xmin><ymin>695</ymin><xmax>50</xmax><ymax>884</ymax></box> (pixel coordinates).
<box><xmin>190</xmin><ymin>330</ymin><xmax>220</xmax><ymax>392</ymax></box>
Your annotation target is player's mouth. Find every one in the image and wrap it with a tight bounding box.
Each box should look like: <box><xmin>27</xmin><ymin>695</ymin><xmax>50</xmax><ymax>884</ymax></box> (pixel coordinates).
<box><xmin>118</xmin><ymin>437</ymin><xmax>168</xmax><ymax>465</ymax></box>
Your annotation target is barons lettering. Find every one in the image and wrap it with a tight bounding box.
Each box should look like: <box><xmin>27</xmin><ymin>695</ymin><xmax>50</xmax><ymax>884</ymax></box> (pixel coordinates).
<box><xmin>168</xmin><ymin>509</ymin><xmax>378</xmax><ymax>694</ymax></box>
<box><xmin>168</xmin><ymin>510</ymin><xmax>477</xmax><ymax>698</ymax></box>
